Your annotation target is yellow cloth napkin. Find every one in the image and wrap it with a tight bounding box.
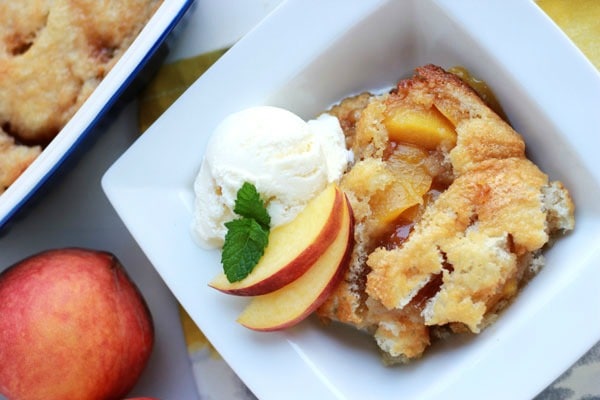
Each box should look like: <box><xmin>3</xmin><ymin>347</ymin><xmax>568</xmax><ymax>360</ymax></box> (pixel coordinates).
<box><xmin>137</xmin><ymin>48</ymin><xmax>228</xmax><ymax>134</ymax></box>
<box><xmin>538</xmin><ymin>0</ymin><xmax>599</xmax><ymax>69</ymax></box>
<box><xmin>136</xmin><ymin>2</ymin><xmax>599</xmax><ymax>398</ymax></box>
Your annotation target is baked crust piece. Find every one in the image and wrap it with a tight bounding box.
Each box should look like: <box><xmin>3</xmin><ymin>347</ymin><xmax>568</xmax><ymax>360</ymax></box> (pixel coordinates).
<box><xmin>0</xmin><ymin>128</ymin><xmax>41</xmax><ymax>194</ymax></box>
<box><xmin>0</xmin><ymin>0</ymin><xmax>162</xmax><ymax>145</ymax></box>
<box><xmin>318</xmin><ymin>64</ymin><xmax>575</xmax><ymax>363</ymax></box>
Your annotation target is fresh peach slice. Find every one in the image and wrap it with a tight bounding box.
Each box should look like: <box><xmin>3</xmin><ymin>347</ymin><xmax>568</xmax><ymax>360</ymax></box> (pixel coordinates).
<box><xmin>237</xmin><ymin>195</ymin><xmax>354</xmax><ymax>331</ymax></box>
<box><xmin>384</xmin><ymin>104</ymin><xmax>456</xmax><ymax>150</ymax></box>
<box><xmin>210</xmin><ymin>184</ymin><xmax>345</xmax><ymax>296</ymax></box>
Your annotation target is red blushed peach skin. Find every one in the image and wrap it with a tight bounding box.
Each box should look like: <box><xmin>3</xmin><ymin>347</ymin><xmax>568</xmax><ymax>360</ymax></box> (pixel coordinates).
<box><xmin>210</xmin><ymin>184</ymin><xmax>345</xmax><ymax>296</ymax></box>
<box><xmin>237</xmin><ymin>195</ymin><xmax>354</xmax><ymax>331</ymax></box>
<box><xmin>0</xmin><ymin>248</ymin><xmax>154</xmax><ymax>400</ymax></box>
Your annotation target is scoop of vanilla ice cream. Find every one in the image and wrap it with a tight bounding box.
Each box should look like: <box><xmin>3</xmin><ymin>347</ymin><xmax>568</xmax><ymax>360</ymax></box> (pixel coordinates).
<box><xmin>193</xmin><ymin>106</ymin><xmax>350</xmax><ymax>249</ymax></box>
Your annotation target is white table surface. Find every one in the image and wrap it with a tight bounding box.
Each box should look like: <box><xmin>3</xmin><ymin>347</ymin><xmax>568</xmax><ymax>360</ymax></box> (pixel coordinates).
<box><xmin>0</xmin><ymin>2</ymin><xmax>281</xmax><ymax>399</ymax></box>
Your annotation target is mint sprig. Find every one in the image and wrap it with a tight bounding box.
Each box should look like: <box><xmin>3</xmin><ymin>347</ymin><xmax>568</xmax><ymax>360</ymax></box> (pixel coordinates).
<box><xmin>233</xmin><ymin>182</ymin><xmax>271</xmax><ymax>229</ymax></box>
<box><xmin>221</xmin><ymin>183</ymin><xmax>270</xmax><ymax>282</ymax></box>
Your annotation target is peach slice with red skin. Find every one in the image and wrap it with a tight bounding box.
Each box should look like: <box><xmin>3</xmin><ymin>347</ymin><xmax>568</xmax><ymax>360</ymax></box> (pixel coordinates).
<box><xmin>210</xmin><ymin>184</ymin><xmax>345</xmax><ymax>296</ymax></box>
<box><xmin>237</xmin><ymin>194</ymin><xmax>354</xmax><ymax>331</ymax></box>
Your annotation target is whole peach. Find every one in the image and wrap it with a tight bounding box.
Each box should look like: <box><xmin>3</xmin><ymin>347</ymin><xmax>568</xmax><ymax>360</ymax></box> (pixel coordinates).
<box><xmin>0</xmin><ymin>248</ymin><xmax>154</xmax><ymax>400</ymax></box>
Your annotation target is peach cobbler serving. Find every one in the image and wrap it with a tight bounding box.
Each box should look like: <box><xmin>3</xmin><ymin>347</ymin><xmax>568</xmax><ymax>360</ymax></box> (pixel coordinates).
<box><xmin>194</xmin><ymin>64</ymin><xmax>574</xmax><ymax>364</ymax></box>
<box><xmin>317</xmin><ymin>64</ymin><xmax>574</xmax><ymax>363</ymax></box>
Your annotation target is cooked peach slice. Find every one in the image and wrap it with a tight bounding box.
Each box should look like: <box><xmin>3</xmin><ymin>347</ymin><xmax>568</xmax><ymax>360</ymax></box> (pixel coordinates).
<box><xmin>384</xmin><ymin>104</ymin><xmax>456</xmax><ymax>150</ymax></box>
<box><xmin>210</xmin><ymin>184</ymin><xmax>345</xmax><ymax>296</ymax></box>
<box><xmin>370</xmin><ymin>147</ymin><xmax>432</xmax><ymax>224</ymax></box>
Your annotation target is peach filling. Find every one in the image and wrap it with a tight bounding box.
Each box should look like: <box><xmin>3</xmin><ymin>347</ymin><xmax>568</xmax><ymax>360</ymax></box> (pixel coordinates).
<box><xmin>374</xmin><ymin>103</ymin><xmax>456</xmax><ymax>251</ymax></box>
<box><xmin>383</xmin><ymin>103</ymin><xmax>456</xmax><ymax>150</ymax></box>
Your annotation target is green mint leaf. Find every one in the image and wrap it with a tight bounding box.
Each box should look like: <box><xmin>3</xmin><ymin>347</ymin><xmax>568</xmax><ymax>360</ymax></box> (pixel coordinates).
<box><xmin>221</xmin><ymin>218</ymin><xmax>269</xmax><ymax>282</ymax></box>
<box><xmin>233</xmin><ymin>182</ymin><xmax>271</xmax><ymax>230</ymax></box>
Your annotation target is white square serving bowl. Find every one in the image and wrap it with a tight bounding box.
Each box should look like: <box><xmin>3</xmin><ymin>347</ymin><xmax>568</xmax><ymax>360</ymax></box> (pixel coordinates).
<box><xmin>102</xmin><ymin>1</ymin><xmax>600</xmax><ymax>399</ymax></box>
<box><xmin>0</xmin><ymin>0</ymin><xmax>194</xmax><ymax>231</ymax></box>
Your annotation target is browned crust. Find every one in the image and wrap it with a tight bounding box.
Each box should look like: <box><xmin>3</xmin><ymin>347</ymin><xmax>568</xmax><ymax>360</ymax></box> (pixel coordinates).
<box><xmin>0</xmin><ymin>129</ymin><xmax>41</xmax><ymax>194</ymax></box>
